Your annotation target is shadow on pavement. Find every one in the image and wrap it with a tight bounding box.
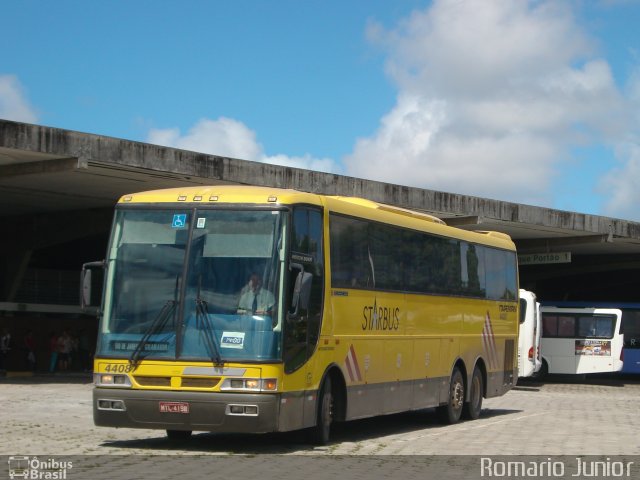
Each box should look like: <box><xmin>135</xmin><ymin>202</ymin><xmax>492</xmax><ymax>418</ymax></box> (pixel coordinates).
<box><xmin>517</xmin><ymin>372</ymin><xmax>639</xmax><ymax>388</ymax></box>
<box><xmin>100</xmin><ymin>407</ymin><xmax>522</xmax><ymax>454</ymax></box>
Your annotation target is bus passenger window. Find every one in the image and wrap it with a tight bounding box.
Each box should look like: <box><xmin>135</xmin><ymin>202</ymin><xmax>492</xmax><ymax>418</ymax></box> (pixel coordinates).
<box><xmin>578</xmin><ymin>317</ymin><xmax>597</xmax><ymax>337</ymax></box>
<box><xmin>542</xmin><ymin>316</ymin><xmax>558</xmax><ymax>337</ymax></box>
<box><xmin>595</xmin><ymin>318</ymin><xmax>613</xmax><ymax>338</ymax></box>
<box><xmin>558</xmin><ymin>316</ymin><xmax>575</xmax><ymax>337</ymax></box>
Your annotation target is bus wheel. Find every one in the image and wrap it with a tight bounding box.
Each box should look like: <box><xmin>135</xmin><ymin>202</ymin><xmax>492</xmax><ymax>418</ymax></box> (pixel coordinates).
<box><xmin>166</xmin><ymin>430</ymin><xmax>192</xmax><ymax>441</ymax></box>
<box><xmin>309</xmin><ymin>377</ymin><xmax>333</xmax><ymax>445</ymax></box>
<box><xmin>463</xmin><ymin>367</ymin><xmax>483</xmax><ymax>420</ymax></box>
<box><xmin>437</xmin><ymin>367</ymin><xmax>464</xmax><ymax>424</ymax></box>
<box><xmin>536</xmin><ymin>360</ymin><xmax>548</xmax><ymax>379</ymax></box>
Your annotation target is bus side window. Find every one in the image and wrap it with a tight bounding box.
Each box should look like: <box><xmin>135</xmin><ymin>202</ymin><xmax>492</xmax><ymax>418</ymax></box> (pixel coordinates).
<box><xmin>519</xmin><ymin>298</ymin><xmax>527</xmax><ymax>324</ymax></box>
<box><xmin>578</xmin><ymin>317</ymin><xmax>596</xmax><ymax>337</ymax></box>
<box><xmin>557</xmin><ymin>316</ymin><xmax>575</xmax><ymax>337</ymax></box>
<box><xmin>595</xmin><ymin>317</ymin><xmax>613</xmax><ymax>338</ymax></box>
<box><xmin>542</xmin><ymin>316</ymin><xmax>557</xmax><ymax>337</ymax></box>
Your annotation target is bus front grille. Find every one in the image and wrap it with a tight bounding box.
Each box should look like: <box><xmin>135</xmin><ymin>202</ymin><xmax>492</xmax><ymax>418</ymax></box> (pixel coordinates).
<box><xmin>134</xmin><ymin>376</ymin><xmax>172</xmax><ymax>387</ymax></box>
<box><xmin>181</xmin><ymin>377</ymin><xmax>221</xmax><ymax>389</ymax></box>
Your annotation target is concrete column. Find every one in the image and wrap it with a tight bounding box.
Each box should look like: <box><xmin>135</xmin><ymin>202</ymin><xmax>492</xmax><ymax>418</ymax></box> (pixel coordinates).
<box><xmin>2</xmin><ymin>248</ymin><xmax>32</xmax><ymax>302</ymax></box>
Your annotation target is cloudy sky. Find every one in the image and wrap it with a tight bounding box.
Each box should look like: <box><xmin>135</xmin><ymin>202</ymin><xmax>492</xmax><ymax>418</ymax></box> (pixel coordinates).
<box><xmin>2</xmin><ymin>1</ymin><xmax>639</xmax><ymax>219</ymax></box>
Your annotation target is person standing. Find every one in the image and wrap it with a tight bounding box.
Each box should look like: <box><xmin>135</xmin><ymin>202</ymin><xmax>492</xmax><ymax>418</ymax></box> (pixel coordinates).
<box><xmin>57</xmin><ymin>329</ymin><xmax>73</xmax><ymax>371</ymax></box>
<box><xmin>48</xmin><ymin>331</ymin><xmax>59</xmax><ymax>373</ymax></box>
<box><xmin>24</xmin><ymin>329</ymin><xmax>36</xmax><ymax>371</ymax></box>
<box><xmin>0</xmin><ymin>328</ymin><xmax>11</xmax><ymax>373</ymax></box>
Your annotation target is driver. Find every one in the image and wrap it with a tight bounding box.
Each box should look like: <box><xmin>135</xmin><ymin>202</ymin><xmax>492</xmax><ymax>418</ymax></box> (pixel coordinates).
<box><xmin>237</xmin><ymin>273</ymin><xmax>275</xmax><ymax>315</ymax></box>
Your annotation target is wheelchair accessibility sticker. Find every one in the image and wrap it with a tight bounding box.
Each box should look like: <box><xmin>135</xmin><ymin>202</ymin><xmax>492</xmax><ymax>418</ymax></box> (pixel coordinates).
<box><xmin>172</xmin><ymin>214</ymin><xmax>187</xmax><ymax>228</ymax></box>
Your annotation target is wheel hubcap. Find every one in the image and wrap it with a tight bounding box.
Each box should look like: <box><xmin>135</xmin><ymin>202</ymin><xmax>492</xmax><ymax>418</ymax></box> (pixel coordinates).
<box><xmin>453</xmin><ymin>381</ymin><xmax>464</xmax><ymax>409</ymax></box>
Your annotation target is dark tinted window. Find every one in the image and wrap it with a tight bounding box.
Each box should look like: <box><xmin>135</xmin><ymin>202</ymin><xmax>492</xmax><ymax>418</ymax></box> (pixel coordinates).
<box><xmin>542</xmin><ymin>313</ymin><xmax>616</xmax><ymax>339</ymax></box>
<box><xmin>519</xmin><ymin>298</ymin><xmax>527</xmax><ymax>324</ymax></box>
<box><xmin>622</xmin><ymin>310</ymin><xmax>640</xmax><ymax>348</ymax></box>
<box><xmin>285</xmin><ymin>207</ymin><xmax>324</xmax><ymax>373</ymax></box>
<box><xmin>329</xmin><ymin>213</ymin><xmax>517</xmax><ymax>301</ymax></box>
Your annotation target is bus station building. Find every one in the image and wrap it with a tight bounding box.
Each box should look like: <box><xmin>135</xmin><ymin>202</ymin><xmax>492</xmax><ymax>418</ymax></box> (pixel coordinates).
<box><xmin>1</xmin><ymin>119</ymin><xmax>640</xmax><ymax>372</ymax></box>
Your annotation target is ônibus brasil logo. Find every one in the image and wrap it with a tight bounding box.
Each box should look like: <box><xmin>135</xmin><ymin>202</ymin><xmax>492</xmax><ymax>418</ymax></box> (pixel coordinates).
<box><xmin>8</xmin><ymin>456</ymin><xmax>73</xmax><ymax>479</ymax></box>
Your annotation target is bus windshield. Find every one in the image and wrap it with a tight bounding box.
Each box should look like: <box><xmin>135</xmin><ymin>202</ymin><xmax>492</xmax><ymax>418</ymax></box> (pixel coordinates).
<box><xmin>97</xmin><ymin>208</ymin><xmax>287</xmax><ymax>362</ymax></box>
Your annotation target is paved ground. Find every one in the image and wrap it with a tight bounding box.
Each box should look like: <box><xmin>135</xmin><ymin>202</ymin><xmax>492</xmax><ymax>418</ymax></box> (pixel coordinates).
<box><xmin>1</xmin><ymin>374</ymin><xmax>639</xmax><ymax>457</ymax></box>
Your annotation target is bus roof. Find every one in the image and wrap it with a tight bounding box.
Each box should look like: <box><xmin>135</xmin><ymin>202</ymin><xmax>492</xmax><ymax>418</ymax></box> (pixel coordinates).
<box><xmin>117</xmin><ymin>185</ymin><xmax>317</xmax><ymax>206</ymax></box>
<box><xmin>117</xmin><ymin>185</ymin><xmax>516</xmax><ymax>251</ymax></box>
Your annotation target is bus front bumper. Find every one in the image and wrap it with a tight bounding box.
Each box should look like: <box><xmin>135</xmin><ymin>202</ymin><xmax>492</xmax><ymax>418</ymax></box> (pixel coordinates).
<box><xmin>93</xmin><ymin>387</ymin><xmax>280</xmax><ymax>433</ymax></box>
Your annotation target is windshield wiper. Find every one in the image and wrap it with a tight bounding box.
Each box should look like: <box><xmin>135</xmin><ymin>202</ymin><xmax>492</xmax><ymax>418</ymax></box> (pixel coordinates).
<box><xmin>196</xmin><ymin>298</ymin><xmax>223</xmax><ymax>366</ymax></box>
<box><xmin>129</xmin><ymin>300</ymin><xmax>177</xmax><ymax>366</ymax></box>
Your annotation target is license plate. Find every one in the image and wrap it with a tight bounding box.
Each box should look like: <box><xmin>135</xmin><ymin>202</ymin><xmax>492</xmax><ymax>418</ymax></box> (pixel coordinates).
<box><xmin>159</xmin><ymin>401</ymin><xmax>190</xmax><ymax>414</ymax></box>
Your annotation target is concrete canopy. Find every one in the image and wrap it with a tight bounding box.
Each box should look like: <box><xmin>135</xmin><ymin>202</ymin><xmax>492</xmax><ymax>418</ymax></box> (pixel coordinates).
<box><xmin>2</xmin><ymin>119</ymin><xmax>640</xmax><ymax>303</ymax></box>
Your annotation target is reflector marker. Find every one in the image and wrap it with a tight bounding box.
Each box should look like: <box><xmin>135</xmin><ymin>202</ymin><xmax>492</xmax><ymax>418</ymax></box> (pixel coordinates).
<box><xmin>344</xmin><ymin>344</ymin><xmax>362</xmax><ymax>383</ymax></box>
<box><xmin>482</xmin><ymin>311</ymin><xmax>499</xmax><ymax>370</ymax></box>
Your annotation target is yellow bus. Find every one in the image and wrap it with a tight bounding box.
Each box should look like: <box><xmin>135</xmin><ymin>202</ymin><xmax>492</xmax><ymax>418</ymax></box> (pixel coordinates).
<box><xmin>87</xmin><ymin>186</ymin><xmax>519</xmax><ymax>444</ymax></box>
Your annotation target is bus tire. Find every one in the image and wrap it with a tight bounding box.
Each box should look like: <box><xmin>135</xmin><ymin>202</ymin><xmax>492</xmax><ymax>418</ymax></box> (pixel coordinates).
<box><xmin>166</xmin><ymin>429</ymin><xmax>192</xmax><ymax>441</ymax></box>
<box><xmin>308</xmin><ymin>376</ymin><xmax>333</xmax><ymax>445</ymax></box>
<box><xmin>536</xmin><ymin>359</ymin><xmax>548</xmax><ymax>379</ymax></box>
<box><xmin>463</xmin><ymin>366</ymin><xmax>483</xmax><ymax>420</ymax></box>
<box><xmin>437</xmin><ymin>366</ymin><xmax>464</xmax><ymax>424</ymax></box>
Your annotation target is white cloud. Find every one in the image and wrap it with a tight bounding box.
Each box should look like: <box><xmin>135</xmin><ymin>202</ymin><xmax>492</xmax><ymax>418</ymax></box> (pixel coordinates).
<box><xmin>147</xmin><ymin>117</ymin><xmax>339</xmax><ymax>174</ymax></box>
<box><xmin>346</xmin><ymin>0</ymin><xmax>629</xmax><ymax>206</ymax></box>
<box><xmin>600</xmin><ymin>144</ymin><xmax>640</xmax><ymax>220</ymax></box>
<box><xmin>599</xmin><ymin>68</ymin><xmax>640</xmax><ymax>220</ymax></box>
<box><xmin>148</xmin><ymin>118</ymin><xmax>263</xmax><ymax>161</ymax></box>
<box><xmin>0</xmin><ymin>75</ymin><xmax>38</xmax><ymax>123</ymax></box>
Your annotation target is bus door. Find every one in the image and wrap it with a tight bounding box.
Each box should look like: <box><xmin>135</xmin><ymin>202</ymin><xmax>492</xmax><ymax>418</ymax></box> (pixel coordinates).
<box><xmin>282</xmin><ymin>207</ymin><xmax>325</xmax><ymax>426</ymax></box>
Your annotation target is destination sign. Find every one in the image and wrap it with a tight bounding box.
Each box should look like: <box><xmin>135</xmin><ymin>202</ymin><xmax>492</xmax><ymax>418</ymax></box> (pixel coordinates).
<box><xmin>110</xmin><ymin>341</ymin><xmax>170</xmax><ymax>352</ymax></box>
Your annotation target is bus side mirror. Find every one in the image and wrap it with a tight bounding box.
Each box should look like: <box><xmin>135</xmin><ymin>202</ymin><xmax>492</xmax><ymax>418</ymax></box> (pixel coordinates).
<box><xmin>80</xmin><ymin>260</ymin><xmax>105</xmax><ymax>311</ymax></box>
<box><xmin>289</xmin><ymin>263</ymin><xmax>313</xmax><ymax>318</ymax></box>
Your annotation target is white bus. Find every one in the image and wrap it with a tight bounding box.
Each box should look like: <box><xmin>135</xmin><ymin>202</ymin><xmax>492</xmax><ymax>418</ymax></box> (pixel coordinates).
<box><xmin>518</xmin><ymin>289</ymin><xmax>541</xmax><ymax>378</ymax></box>
<box><xmin>539</xmin><ymin>307</ymin><xmax>624</xmax><ymax>375</ymax></box>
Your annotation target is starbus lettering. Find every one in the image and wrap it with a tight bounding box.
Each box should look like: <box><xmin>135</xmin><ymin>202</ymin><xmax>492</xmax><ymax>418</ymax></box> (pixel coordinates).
<box><xmin>362</xmin><ymin>305</ymin><xmax>400</xmax><ymax>331</ymax></box>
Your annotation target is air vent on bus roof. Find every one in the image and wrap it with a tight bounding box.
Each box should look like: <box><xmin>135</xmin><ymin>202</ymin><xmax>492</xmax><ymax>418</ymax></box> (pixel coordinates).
<box><xmin>332</xmin><ymin>196</ymin><xmax>380</xmax><ymax>208</ymax></box>
<box><xmin>476</xmin><ymin>231</ymin><xmax>512</xmax><ymax>241</ymax></box>
<box><xmin>376</xmin><ymin>204</ymin><xmax>446</xmax><ymax>225</ymax></box>
<box><xmin>331</xmin><ymin>196</ymin><xmax>445</xmax><ymax>225</ymax></box>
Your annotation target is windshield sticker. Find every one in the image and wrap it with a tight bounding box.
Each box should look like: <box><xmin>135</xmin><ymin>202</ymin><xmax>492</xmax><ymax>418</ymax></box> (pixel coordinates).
<box><xmin>197</xmin><ymin>217</ymin><xmax>206</xmax><ymax>229</ymax></box>
<box><xmin>220</xmin><ymin>332</ymin><xmax>245</xmax><ymax>349</ymax></box>
<box><xmin>172</xmin><ymin>214</ymin><xmax>187</xmax><ymax>228</ymax></box>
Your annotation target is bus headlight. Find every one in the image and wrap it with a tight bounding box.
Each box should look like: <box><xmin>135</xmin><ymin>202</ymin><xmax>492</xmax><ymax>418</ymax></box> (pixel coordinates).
<box><xmin>94</xmin><ymin>373</ymin><xmax>132</xmax><ymax>388</ymax></box>
<box><xmin>220</xmin><ymin>378</ymin><xmax>277</xmax><ymax>392</ymax></box>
